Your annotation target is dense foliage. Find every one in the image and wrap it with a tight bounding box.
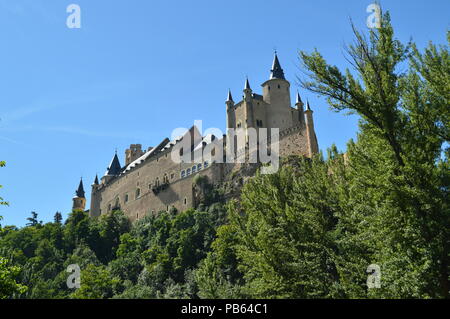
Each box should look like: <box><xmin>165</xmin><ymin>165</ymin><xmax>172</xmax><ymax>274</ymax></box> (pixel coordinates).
<box><xmin>0</xmin><ymin>13</ymin><xmax>448</xmax><ymax>299</ymax></box>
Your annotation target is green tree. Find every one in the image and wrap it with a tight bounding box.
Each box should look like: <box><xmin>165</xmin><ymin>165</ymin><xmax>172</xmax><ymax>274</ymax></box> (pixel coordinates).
<box><xmin>26</xmin><ymin>212</ymin><xmax>42</xmax><ymax>227</ymax></box>
<box><xmin>54</xmin><ymin>212</ymin><xmax>63</xmax><ymax>224</ymax></box>
<box><xmin>70</xmin><ymin>264</ymin><xmax>119</xmax><ymax>299</ymax></box>
<box><xmin>0</xmin><ymin>257</ymin><xmax>28</xmax><ymax>298</ymax></box>
<box><xmin>0</xmin><ymin>161</ymin><xmax>28</xmax><ymax>298</ymax></box>
<box><xmin>298</xmin><ymin>11</ymin><xmax>449</xmax><ymax>298</ymax></box>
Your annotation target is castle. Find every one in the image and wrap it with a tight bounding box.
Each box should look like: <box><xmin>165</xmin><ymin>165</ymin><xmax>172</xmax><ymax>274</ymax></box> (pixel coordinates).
<box><xmin>72</xmin><ymin>54</ymin><xmax>319</xmax><ymax>221</ymax></box>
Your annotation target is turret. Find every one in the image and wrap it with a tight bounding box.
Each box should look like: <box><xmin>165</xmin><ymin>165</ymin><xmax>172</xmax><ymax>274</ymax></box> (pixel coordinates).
<box><xmin>226</xmin><ymin>89</ymin><xmax>235</xmax><ymax>129</ymax></box>
<box><xmin>295</xmin><ymin>91</ymin><xmax>305</xmax><ymax>126</ymax></box>
<box><xmin>243</xmin><ymin>78</ymin><xmax>255</xmax><ymax>129</ymax></box>
<box><xmin>90</xmin><ymin>175</ymin><xmax>101</xmax><ymax>218</ymax></box>
<box><xmin>261</xmin><ymin>53</ymin><xmax>293</xmax><ymax>130</ymax></box>
<box><xmin>125</xmin><ymin>144</ymin><xmax>144</xmax><ymax>166</ymax></box>
<box><xmin>304</xmin><ymin>100</ymin><xmax>319</xmax><ymax>157</ymax></box>
<box><xmin>92</xmin><ymin>174</ymin><xmax>99</xmax><ymax>190</ymax></box>
<box><xmin>243</xmin><ymin>77</ymin><xmax>252</xmax><ymax>101</ymax></box>
<box><xmin>72</xmin><ymin>178</ymin><xmax>86</xmax><ymax>211</ymax></box>
<box><xmin>93</xmin><ymin>174</ymin><xmax>99</xmax><ymax>186</ymax></box>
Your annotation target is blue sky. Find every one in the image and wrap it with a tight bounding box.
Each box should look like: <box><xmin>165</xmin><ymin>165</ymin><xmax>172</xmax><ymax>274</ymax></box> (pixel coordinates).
<box><xmin>0</xmin><ymin>0</ymin><xmax>448</xmax><ymax>226</ymax></box>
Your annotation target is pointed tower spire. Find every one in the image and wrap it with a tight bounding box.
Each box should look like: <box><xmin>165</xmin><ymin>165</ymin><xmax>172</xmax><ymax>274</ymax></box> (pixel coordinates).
<box><xmin>244</xmin><ymin>77</ymin><xmax>251</xmax><ymax>90</ymax></box>
<box><xmin>72</xmin><ymin>178</ymin><xmax>87</xmax><ymax>211</ymax></box>
<box><xmin>296</xmin><ymin>91</ymin><xmax>303</xmax><ymax>104</ymax></box>
<box><xmin>226</xmin><ymin>89</ymin><xmax>234</xmax><ymax>102</ymax></box>
<box><xmin>270</xmin><ymin>52</ymin><xmax>285</xmax><ymax>80</ymax></box>
<box><xmin>93</xmin><ymin>174</ymin><xmax>99</xmax><ymax>185</ymax></box>
<box><xmin>306</xmin><ymin>100</ymin><xmax>312</xmax><ymax>111</ymax></box>
<box><xmin>75</xmin><ymin>178</ymin><xmax>85</xmax><ymax>198</ymax></box>
<box><xmin>105</xmin><ymin>153</ymin><xmax>122</xmax><ymax>176</ymax></box>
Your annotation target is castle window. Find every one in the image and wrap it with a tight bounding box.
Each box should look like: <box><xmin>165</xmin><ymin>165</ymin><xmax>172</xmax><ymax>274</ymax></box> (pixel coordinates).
<box><xmin>125</xmin><ymin>194</ymin><xmax>129</xmax><ymax>203</ymax></box>
<box><xmin>184</xmin><ymin>198</ymin><xmax>187</xmax><ymax>205</ymax></box>
<box><xmin>148</xmin><ymin>183</ymin><xmax>152</xmax><ymax>190</ymax></box>
<box><xmin>170</xmin><ymin>173</ymin><xmax>174</xmax><ymax>179</ymax></box>
<box><xmin>197</xmin><ymin>163</ymin><xmax>202</xmax><ymax>170</ymax></box>
<box><xmin>163</xmin><ymin>173</ymin><xmax>169</xmax><ymax>184</ymax></box>
<box><xmin>181</xmin><ymin>170</ymin><xmax>186</xmax><ymax>178</ymax></box>
<box><xmin>108</xmin><ymin>204</ymin><xmax>111</xmax><ymax>212</ymax></box>
<box><xmin>192</xmin><ymin>165</ymin><xmax>197</xmax><ymax>173</ymax></box>
<box><xmin>115</xmin><ymin>198</ymin><xmax>120</xmax><ymax>207</ymax></box>
<box><xmin>268</xmin><ymin>86</ymin><xmax>271</xmax><ymax>91</ymax></box>
<box><xmin>135</xmin><ymin>188</ymin><xmax>141</xmax><ymax>199</ymax></box>
<box><xmin>187</xmin><ymin>168</ymin><xmax>191</xmax><ymax>176</ymax></box>
<box><xmin>204</xmin><ymin>161</ymin><xmax>209</xmax><ymax>168</ymax></box>
<box><xmin>155</xmin><ymin>178</ymin><xmax>160</xmax><ymax>187</ymax></box>
<box><xmin>278</xmin><ymin>84</ymin><xmax>280</xmax><ymax>89</ymax></box>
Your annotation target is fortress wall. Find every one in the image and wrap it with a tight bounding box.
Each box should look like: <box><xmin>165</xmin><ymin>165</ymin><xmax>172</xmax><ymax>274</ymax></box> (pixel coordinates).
<box><xmin>278</xmin><ymin>126</ymin><xmax>311</xmax><ymax>158</ymax></box>
<box><xmin>92</xmin><ymin>146</ymin><xmax>225</xmax><ymax>221</ymax></box>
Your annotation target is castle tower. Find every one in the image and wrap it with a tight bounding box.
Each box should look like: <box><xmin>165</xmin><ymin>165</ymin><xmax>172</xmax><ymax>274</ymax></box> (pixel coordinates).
<box><xmin>243</xmin><ymin>78</ymin><xmax>255</xmax><ymax>131</ymax></box>
<box><xmin>125</xmin><ymin>144</ymin><xmax>144</xmax><ymax>166</ymax></box>
<box><xmin>89</xmin><ymin>175</ymin><xmax>101</xmax><ymax>218</ymax></box>
<box><xmin>226</xmin><ymin>89</ymin><xmax>235</xmax><ymax>129</ymax></box>
<box><xmin>304</xmin><ymin>100</ymin><xmax>319</xmax><ymax>157</ymax></box>
<box><xmin>72</xmin><ymin>178</ymin><xmax>86</xmax><ymax>211</ymax></box>
<box><xmin>261</xmin><ymin>53</ymin><xmax>293</xmax><ymax>130</ymax></box>
<box><xmin>295</xmin><ymin>91</ymin><xmax>305</xmax><ymax>127</ymax></box>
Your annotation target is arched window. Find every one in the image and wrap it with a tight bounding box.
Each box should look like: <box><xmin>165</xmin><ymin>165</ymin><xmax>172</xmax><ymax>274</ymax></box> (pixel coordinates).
<box><xmin>135</xmin><ymin>188</ymin><xmax>141</xmax><ymax>199</ymax></box>
<box><xmin>155</xmin><ymin>178</ymin><xmax>160</xmax><ymax>187</ymax></box>
<box><xmin>181</xmin><ymin>170</ymin><xmax>186</xmax><ymax>178</ymax></box>
<box><xmin>197</xmin><ymin>163</ymin><xmax>202</xmax><ymax>171</ymax></box>
<box><xmin>115</xmin><ymin>197</ymin><xmax>120</xmax><ymax>207</ymax></box>
<box><xmin>187</xmin><ymin>168</ymin><xmax>191</xmax><ymax>176</ymax></box>
<box><xmin>125</xmin><ymin>194</ymin><xmax>129</xmax><ymax>203</ymax></box>
<box><xmin>163</xmin><ymin>173</ymin><xmax>169</xmax><ymax>184</ymax></box>
<box><xmin>204</xmin><ymin>161</ymin><xmax>209</xmax><ymax>168</ymax></box>
<box><xmin>184</xmin><ymin>197</ymin><xmax>187</xmax><ymax>205</ymax></box>
<box><xmin>192</xmin><ymin>165</ymin><xmax>197</xmax><ymax>173</ymax></box>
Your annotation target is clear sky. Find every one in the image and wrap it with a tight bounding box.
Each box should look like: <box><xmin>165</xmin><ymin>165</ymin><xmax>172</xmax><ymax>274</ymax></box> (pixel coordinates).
<box><xmin>0</xmin><ymin>0</ymin><xmax>448</xmax><ymax>226</ymax></box>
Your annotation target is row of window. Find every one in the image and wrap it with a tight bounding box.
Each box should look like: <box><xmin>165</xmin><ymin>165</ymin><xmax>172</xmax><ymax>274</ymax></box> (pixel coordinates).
<box><xmin>180</xmin><ymin>161</ymin><xmax>209</xmax><ymax>178</ymax></box>
<box><xmin>107</xmin><ymin>165</ymin><xmax>193</xmax><ymax>212</ymax></box>
<box><xmin>236</xmin><ymin>119</ymin><xmax>263</xmax><ymax>128</ymax></box>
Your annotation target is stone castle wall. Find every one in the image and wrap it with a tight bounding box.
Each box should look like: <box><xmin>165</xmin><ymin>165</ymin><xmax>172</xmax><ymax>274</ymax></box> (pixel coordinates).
<box><xmin>90</xmin><ymin>124</ymin><xmax>314</xmax><ymax>221</ymax></box>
